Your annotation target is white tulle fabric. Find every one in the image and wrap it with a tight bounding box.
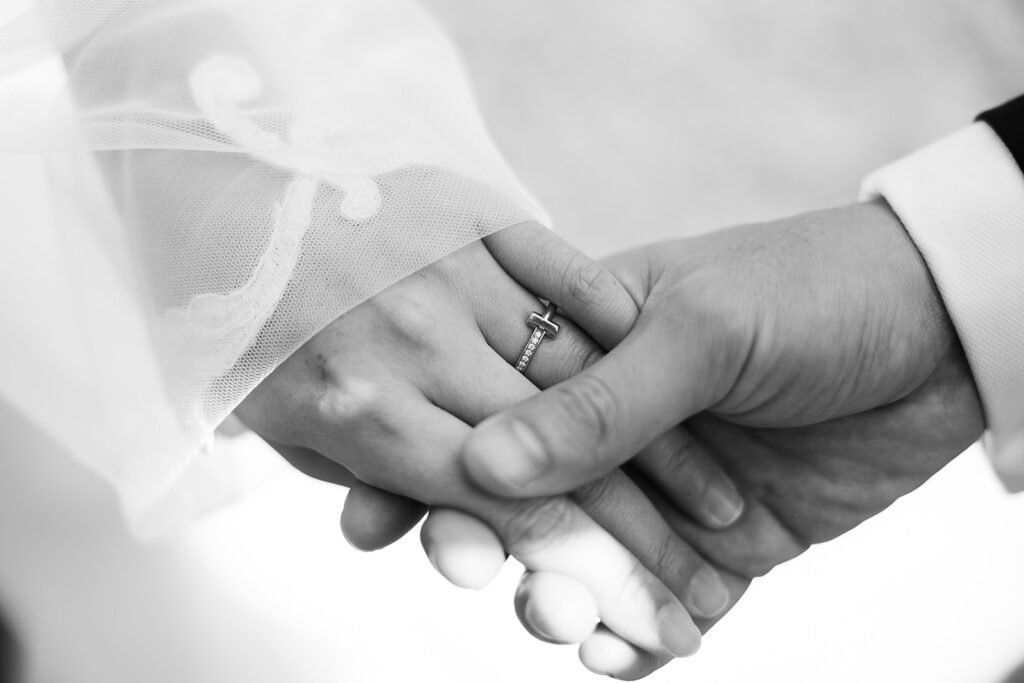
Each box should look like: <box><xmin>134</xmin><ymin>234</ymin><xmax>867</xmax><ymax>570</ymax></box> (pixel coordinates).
<box><xmin>0</xmin><ymin>0</ymin><xmax>548</xmax><ymax>537</ymax></box>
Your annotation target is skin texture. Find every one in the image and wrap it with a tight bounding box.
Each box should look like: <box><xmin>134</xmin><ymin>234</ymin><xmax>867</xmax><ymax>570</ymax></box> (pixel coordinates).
<box><xmin>480</xmin><ymin>201</ymin><xmax>985</xmax><ymax>676</ymax></box>
<box><xmin>235</xmin><ymin>221</ymin><xmax>745</xmax><ymax>671</ymax></box>
<box><xmin>347</xmin><ymin>201</ymin><xmax>986</xmax><ymax>678</ymax></box>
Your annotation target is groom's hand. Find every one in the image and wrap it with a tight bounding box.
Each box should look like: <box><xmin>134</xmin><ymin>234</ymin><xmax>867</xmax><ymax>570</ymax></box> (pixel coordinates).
<box><xmin>459</xmin><ymin>201</ymin><xmax>985</xmax><ymax>677</ymax></box>
<box><xmin>465</xmin><ymin>201</ymin><xmax>982</xmax><ymax>505</ymax></box>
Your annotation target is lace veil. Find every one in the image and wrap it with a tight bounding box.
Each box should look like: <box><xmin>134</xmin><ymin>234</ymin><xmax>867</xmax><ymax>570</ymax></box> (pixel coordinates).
<box><xmin>0</xmin><ymin>0</ymin><xmax>548</xmax><ymax>536</ymax></box>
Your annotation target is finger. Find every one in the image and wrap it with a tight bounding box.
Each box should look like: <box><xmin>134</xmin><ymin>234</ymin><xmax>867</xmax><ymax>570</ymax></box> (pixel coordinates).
<box><xmin>298</xmin><ymin>362</ymin><xmax>702</xmax><ymax>657</ymax></box>
<box><xmin>418</xmin><ymin>354</ymin><xmax>736</xmax><ymax>651</ymax></box>
<box><xmin>340</xmin><ymin>483</ymin><xmax>428</xmax><ymax>551</ymax></box>
<box><xmin>411</xmin><ymin>341</ymin><xmax>512</xmax><ymax>589</ymax></box>
<box><xmin>483</xmin><ymin>494</ymin><xmax>700</xmax><ymax>658</ymax></box>
<box><xmin>462</xmin><ymin>273</ymin><xmax>745</xmax><ymax>530</ymax></box>
<box><xmin>483</xmin><ymin>221</ymin><xmax>639</xmax><ymax>351</ymax></box>
<box><xmin>309</xmin><ymin>402</ymin><xmax>702</xmax><ymax>658</ymax></box>
<box><xmin>420</xmin><ymin>507</ymin><xmax>506</xmax><ymax>590</ymax></box>
<box><xmin>418</xmin><ymin>326</ymin><xmax>534</xmax><ymax>425</ymax></box>
<box><xmin>631</xmin><ymin>417</ymin><xmax>808</xmax><ymax>579</ymax></box>
<box><xmin>579</xmin><ymin>625</ymin><xmax>672</xmax><ymax>680</ymax></box>
<box><xmin>512</xmin><ymin>573</ymin><xmax>670</xmax><ymax>679</ymax></box>
<box><xmin>624</xmin><ymin>466</ymin><xmax>757</xmax><ymax>610</ymax></box>
<box><xmin>632</xmin><ymin>426</ymin><xmax>745</xmax><ymax>529</ymax></box>
<box><xmin>425</xmin><ymin>344</ymin><xmax>737</xmax><ymax>616</ymax></box>
<box><xmin>513</xmin><ymin>571</ymin><xmax>599</xmax><ymax>644</ymax></box>
<box><xmin>270</xmin><ymin>441</ymin><xmax>431</xmax><ymax>552</ymax></box>
<box><xmin>464</xmin><ymin>302</ymin><xmax>734</xmax><ymax>497</ymax></box>
<box><xmin>267</xmin><ymin>442</ymin><xmax>359</xmax><ymax>487</ymax></box>
<box><xmin>423</xmin><ymin>330</ymin><xmax>545</xmax><ymax>426</ymax></box>
<box><xmin>470</xmin><ymin>264</ymin><xmax>607</xmax><ymax>390</ymax></box>
<box><xmin>572</xmin><ymin>468</ymin><xmax>734</xmax><ymax>620</ymax></box>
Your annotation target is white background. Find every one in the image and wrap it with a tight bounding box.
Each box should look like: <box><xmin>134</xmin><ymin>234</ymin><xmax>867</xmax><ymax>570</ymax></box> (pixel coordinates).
<box><xmin>3</xmin><ymin>1</ymin><xmax>1024</xmax><ymax>681</ymax></box>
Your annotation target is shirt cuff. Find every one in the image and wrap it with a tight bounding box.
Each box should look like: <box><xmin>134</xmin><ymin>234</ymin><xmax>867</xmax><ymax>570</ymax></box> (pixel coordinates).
<box><xmin>860</xmin><ymin>122</ymin><xmax>1024</xmax><ymax>490</ymax></box>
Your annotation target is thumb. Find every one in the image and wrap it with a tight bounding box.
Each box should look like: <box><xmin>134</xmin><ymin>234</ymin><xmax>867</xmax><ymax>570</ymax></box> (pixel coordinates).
<box><xmin>463</xmin><ymin>299</ymin><xmax>736</xmax><ymax>497</ymax></box>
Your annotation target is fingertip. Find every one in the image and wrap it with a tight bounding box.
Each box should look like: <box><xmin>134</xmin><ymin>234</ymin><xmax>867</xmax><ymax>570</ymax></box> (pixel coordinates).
<box><xmin>420</xmin><ymin>508</ymin><xmax>506</xmax><ymax>589</ymax></box>
<box><xmin>340</xmin><ymin>484</ymin><xmax>425</xmax><ymax>552</ymax></box>
<box><xmin>579</xmin><ymin>626</ymin><xmax>670</xmax><ymax>680</ymax></box>
<box><xmin>339</xmin><ymin>519</ymin><xmax>376</xmax><ymax>552</ymax></box>
<box><xmin>514</xmin><ymin>572</ymin><xmax>599</xmax><ymax>644</ymax></box>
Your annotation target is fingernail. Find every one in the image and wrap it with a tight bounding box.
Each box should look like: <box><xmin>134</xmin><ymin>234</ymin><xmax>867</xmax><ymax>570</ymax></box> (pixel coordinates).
<box><xmin>657</xmin><ymin>603</ymin><xmax>701</xmax><ymax>657</ymax></box>
<box><xmin>705</xmin><ymin>479</ymin><xmax>744</xmax><ymax>528</ymax></box>
<box><xmin>686</xmin><ymin>566</ymin><xmax>730</xmax><ymax>618</ymax></box>
<box><xmin>469</xmin><ymin>418</ymin><xmax>549</xmax><ymax>491</ymax></box>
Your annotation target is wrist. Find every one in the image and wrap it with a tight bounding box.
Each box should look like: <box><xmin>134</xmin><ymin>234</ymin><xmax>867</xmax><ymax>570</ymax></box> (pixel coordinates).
<box><xmin>861</xmin><ymin>123</ymin><xmax>1023</xmax><ymax>471</ymax></box>
<box><xmin>862</xmin><ymin>198</ymin><xmax>966</xmax><ymax>372</ymax></box>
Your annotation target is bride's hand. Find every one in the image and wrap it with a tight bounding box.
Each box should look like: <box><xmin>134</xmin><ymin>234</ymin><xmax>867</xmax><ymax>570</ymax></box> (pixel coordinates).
<box><xmin>235</xmin><ymin>221</ymin><xmax>744</xmax><ymax>673</ymax></box>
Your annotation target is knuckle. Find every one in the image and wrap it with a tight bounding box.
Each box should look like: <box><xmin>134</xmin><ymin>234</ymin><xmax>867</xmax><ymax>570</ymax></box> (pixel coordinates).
<box><xmin>499</xmin><ymin>496</ymin><xmax>579</xmax><ymax>557</ymax></box>
<box><xmin>314</xmin><ymin>376</ymin><xmax>388</xmax><ymax>430</ymax></box>
<box><xmin>559</xmin><ymin>252</ymin><xmax>612</xmax><ymax>312</ymax></box>
<box><xmin>663</xmin><ymin>449</ymin><xmax>703</xmax><ymax>486</ymax></box>
<box><xmin>570</xmin><ymin>472</ymin><xmax>614</xmax><ymax>508</ymax></box>
<box><xmin>647</xmin><ymin>433</ymin><xmax>705</xmax><ymax>488</ymax></box>
<box><xmin>551</xmin><ymin>373</ymin><xmax>618</xmax><ymax>444</ymax></box>
<box><xmin>377</xmin><ymin>295</ymin><xmax>444</xmax><ymax>353</ymax></box>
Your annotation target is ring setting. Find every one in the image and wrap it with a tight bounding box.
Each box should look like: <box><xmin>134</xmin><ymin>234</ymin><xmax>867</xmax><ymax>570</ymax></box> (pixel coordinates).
<box><xmin>515</xmin><ymin>303</ymin><xmax>559</xmax><ymax>374</ymax></box>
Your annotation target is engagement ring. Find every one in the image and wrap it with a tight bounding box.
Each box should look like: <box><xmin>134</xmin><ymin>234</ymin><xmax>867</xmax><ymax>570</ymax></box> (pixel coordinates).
<box><xmin>515</xmin><ymin>303</ymin><xmax>559</xmax><ymax>374</ymax></box>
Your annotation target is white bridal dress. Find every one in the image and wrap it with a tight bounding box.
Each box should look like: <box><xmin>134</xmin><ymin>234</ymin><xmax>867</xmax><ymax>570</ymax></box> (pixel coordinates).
<box><xmin>2</xmin><ymin>1</ymin><xmax>1024</xmax><ymax>682</ymax></box>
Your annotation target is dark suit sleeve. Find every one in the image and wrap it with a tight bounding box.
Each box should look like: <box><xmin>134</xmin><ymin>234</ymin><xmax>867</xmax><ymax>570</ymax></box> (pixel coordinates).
<box><xmin>978</xmin><ymin>95</ymin><xmax>1024</xmax><ymax>174</ymax></box>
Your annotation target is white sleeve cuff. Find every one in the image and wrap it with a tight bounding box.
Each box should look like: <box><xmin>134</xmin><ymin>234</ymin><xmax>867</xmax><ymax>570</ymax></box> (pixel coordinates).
<box><xmin>860</xmin><ymin>122</ymin><xmax>1024</xmax><ymax>490</ymax></box>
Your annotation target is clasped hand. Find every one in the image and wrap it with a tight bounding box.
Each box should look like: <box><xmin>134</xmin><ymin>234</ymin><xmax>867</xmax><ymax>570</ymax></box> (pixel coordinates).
<box><xmin>238</xmin><ymin>202</ymin><xmax>984</xmax><ymax>680</ymax></box>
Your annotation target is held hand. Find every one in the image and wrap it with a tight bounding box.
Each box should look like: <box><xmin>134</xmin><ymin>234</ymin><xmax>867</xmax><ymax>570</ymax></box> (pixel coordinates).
<box><xmin>236</xmin><ymin>222</ymin><xmax>744</xmax><ymax>675</ymax></box>
<box><xmin>461</xmin><ymin>201</ymin><xmax>985</xmax><ymax>677</ymax></box>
